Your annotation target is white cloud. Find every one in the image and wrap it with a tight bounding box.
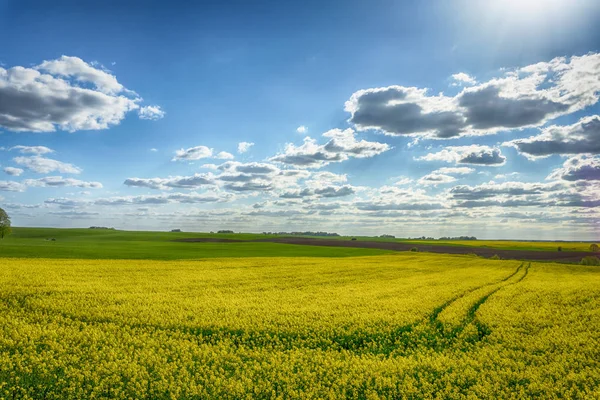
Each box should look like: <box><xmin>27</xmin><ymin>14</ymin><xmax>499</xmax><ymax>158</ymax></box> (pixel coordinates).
<box><xmin>0</xmin><ymin>181</ymin><xmax>26</xmax><ymax>192</ymax></box>
<box><xmin>0</xmin><ymin>56</ymin><xmax>161</xmax><ymax>133</ymax></box>
<box><xmin>296</xmin><ymin>125</ymin><xmax>308</xmax><ymax>134</ymax></box>
<box><xmin>309</xmin><ymin>171</ymin><xmax>348</xmax><ymax>185</ymax></box>
<box><xmin>494</xmin><ymin>172</ymin><xmax>521</xmax><ymax>180</ymax></box>
<box><xmin>270</xmin><ymin>128</ymin><xmax>390</xmax><ymax>168</ymax></box>
<box><xmin>172</xmin><ymin>146</ymin><xmax>213</xmax><ymax>161</ymax></box>
<box><xmin>215</xmin><ymin>151</ymin><xmax>234</xmax><ymax>160</ymax></box>
<box><xmin>435</xmin><ymin>167</ymin><xmax>475</xmax><ymax>175</ymax></box>
<box><xmin>92</xmin><ymin>192</ymin><xmax>232</xmax><ymax>206</ymax></box>
<box><xmin>11</xmin><ymin>145</ymin><xmax>54</xmax><ymax>155</ymax></box>
<box><xmin>346</xmin><ymin>53</ymin><xmax>600</xmax><ymax>138</ymax></box>
<box><xmin>124</xmin><ymin>173</ymin><xmax>215</xmax><ymax>190</ymax></box>
<box><xmin>37</xmin><ymin>55</ymin><xmax>124</xmax><ymax>95</ymax></box>
<box><xmin>417</xmin><ymin>145</ymin><xmax>506</xmax><ymax>166</ymax></box>
<box><xmin>504</xmin><ymin>115</ymin><xmax>600</xmax><ymax>159</ymax></box>
<box><xmin>394</xmin><ymin>177</ymin><xmax>413</xmax><ymax>186</ymax></box>
<box><xmin>139</xmin><ymin>105</ymin><xmax>165</xmax><ymax>120</ymax></box>
<box><xmin>200</xmin><ymin>163</ymin><xmax>219</xmax><ymax>170</ymax></box>
<box><xmin>3</xmin><ymin>167</ymin><xmax>24</xmax><ymax>176</ymax></box>
<box><xmin>0</xmin><ymin>176</ymin><xmax>101</xmax><ymax>191</ymax></box>
<box><xmin>237</xmin><ymin>142</ymin><xmax>254</xmax><ymax>154</ymax></box>
<box><xmin>150</xmin><ymin>148</ymin><xmax>158</xmax><ymax>152</ymax></box>
<box><xmin>418</xmin><ymin>173</ymin><xmax>457</xmax><ymax>186</ymax></box>
<box><xmin>451</xmin><ymin>72</ymin><xmax>477</xmax><ymax>86</ymax></box>
<box><xmin>547</xmin><ymin>155</ymin><xmax>600</xmax><ymax>181</ymax></box>
<box><xmin>14</xmin><ymin>156</ymin><xmax>82</xmax><ymax>174</ymax></box>
<box><xmin>24</xmin><ymin>176</ymin><xmax>103</xmax><ymax>189</ymax></box>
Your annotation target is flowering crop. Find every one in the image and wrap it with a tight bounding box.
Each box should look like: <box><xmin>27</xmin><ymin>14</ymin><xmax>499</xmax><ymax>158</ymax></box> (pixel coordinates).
<box><xmin>1</xmin><ymin>254</ymin><xmax>599</xmax><ymax>398</ymax></box>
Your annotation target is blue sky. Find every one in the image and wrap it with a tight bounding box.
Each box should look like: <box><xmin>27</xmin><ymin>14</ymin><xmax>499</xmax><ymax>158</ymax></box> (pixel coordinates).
<box><xmin>1</xmin><ymin>0</ymin><xmax>600</xmax><ymax>239</ymax></box>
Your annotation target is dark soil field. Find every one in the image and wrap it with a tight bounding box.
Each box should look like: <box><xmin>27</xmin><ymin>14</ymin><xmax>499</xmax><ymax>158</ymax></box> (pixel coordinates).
<box><xmin>175</xmin><ymin>237</ymin><xmax>595</xmax><ymax>263</ymax></box>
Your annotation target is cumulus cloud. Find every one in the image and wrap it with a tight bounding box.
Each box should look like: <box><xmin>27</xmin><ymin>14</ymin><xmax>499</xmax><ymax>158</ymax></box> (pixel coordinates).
<box><xmin>215</xmin><ymin>151</ymin><xmax>234</xmax><ymax>160</ymax></box>
<box><xmin>418</xmin><ymin>173</ymin><xmax>457</xmax><ymax>186</ymax></box>
<box><xmin>417</xmin><ymin>145</ymin><xmax>506</xmax><ymax>166</ymax></box>
<box><xmin>127</xmin><ymin>161</ymin><xmax>309</xmax><ymax>195</ymax></box>
<box><xmin>296</xmin><ymin>125</ymin><xmax>308</xmax><ymax>134</ymax></box>
<box><xmin>505</xmin><ymin>115</ymin><xmax>600</xmax><ymax>159</ymax></box>
<box><xmin>200</xmin><ymin>163</ymin><xmax>219</xmax><ymax>170</ymax></box>
<box><xmin>270</xmin><ymin>128</ymin><xmax>390</xmax><ymax>168</ymax></box>
<box><xmin>308</xmin><ymin>171</ymin><xmax>348</xmax><ymax>185</ymax></box>
<box><xmin>0</xmin><ymin>55</ymin><xmax>161</xmax><ymax>132</ymax></box>
<box><xmin>216</xmin><ymin>162</ymin><xmax>310</xmax><ymax>193</ymax></box>
<box><xmin>345</xmin><ymin>86</ymin><xmax>464</xmax><ymax>138</ymax></box>
<box><xmin>124</xmin><ymin>173</ymin><xmax>215</xmax><ymax>190</ymax></box>
<box><xmin>37</xmin><ymin>55</ymin><xmax>124</xmax><ymax>95</ymax></box>
<box><xmin>45</xmin><ymin>198</ymin><xmax>88</xmax><ymax>209</ymax></box>
<box><xmin>314</xmin><ymin>185</ymin><xmax>356</xmax><ymax>198</ymax></box>
<box><xmin>435</xmin><ymin>167</ymin><xmax>475</xmax><ymax>175</ymax></box>
<box><xmin>48</xmin><ymin>210</ymin><xmax>100</xmax><ymax>218</ymax></box>
<box><xmin>24</xmin><ymin>176</ymin><xmax>103</xmax><ymax>189</ymax></box>
<box><xmin>11</xmin><ymin>145</ymin><xmax>54</xmax><ymax>155</ymax></box>
<box><xmin>280</xmin><ymin>185</ymin><xmax>355</xmax><ymax>199</ymax></box>
<box><xmin>138</xmin><ymin>105</ymin><xmax>165</xmax><ymax>120</ymax></box>
<box><xmin>14</xmin><ymin>156</ymin><xmax>82</xmax><ymax>174</ymax></box>
<box><xmin>0</xmin><ymin>176</ymin><xmax>101</xmax><ymax>191</ymax></box>
<box><xmin>172</xmin><ymin>146</ymin><xmax>235</xmax><ymax>161</ymax></box>
<box><xmin>355</xmin><ymin>201</ymin><xmax>447</xmax><ymax>211</ymax></box>
<box><xmin>394</xmin><ymin>177</ymin><xmax>414</xmax><ymax>185</ymax></box>
<box><xmin>3</xmin><ymin>167</ymin><xmax>24</xmax><ymax>176</ymax></box>
<box><xmin>449</xmin><ymin>181</ymin><xmax>564</xmax><ymax>201</ymax></box>
<box><xmin>548</xmin><ymin>156</ymin><xmax>600</xmax><ymax>181</ymax></box>
<box><xmin>93</xmin><ymin>192</ymin><xmax>232</xmax><ymax>206</ymax></box>
<box><xmin>451</xmin><ymin>72</ymin><xmax>477</xmax><ymax>86</ymax></box>
<box><xmin>279</xmin><ymin>188</ymin><xmax>314</xmax><ymax>199</ymax></box>
<box><xmin>237</xmin><ymin>142</ymin><xmax>254</xmax><ymax>153</ymax></box>
<box><xmin>172</xmin><ymin>146</ymin><xmax>213</xmax><ymax>161</ymax></box>
<box><xmin>346</xmin><ymin>53</ymin><xmax>600</xmax><ymax>138</ymax></box>
<box><xmin>0</xmin><ymin>181</ymin><xmax>26</xmax><ymax>192</ymax></box>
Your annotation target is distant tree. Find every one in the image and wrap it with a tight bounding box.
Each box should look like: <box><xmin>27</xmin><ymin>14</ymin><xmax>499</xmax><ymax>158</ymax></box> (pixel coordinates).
<box><xmin>557</xmin><ymin>246</ymin><xmax>562</xmax><ymax>252</ymax></box>
<box><xmin>581</xmin><ymin>256</ymin><xmax>600</xmax><ymax>266</ymax></box>
<box><xmin>590</xmin><ymin>244</ymin><xmax>599</xmax><ymax>252</ymax></box>
<box><xmin>0</xmin><ymin>207</ymin><xmax>11</xmax><ymax>239</ymax></box>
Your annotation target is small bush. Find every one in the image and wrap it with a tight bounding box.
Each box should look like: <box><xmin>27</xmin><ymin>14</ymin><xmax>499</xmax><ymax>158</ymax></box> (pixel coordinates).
<box><xmin>351</xmin><ymin>238</ymin><xmax>357</xmax><ymax>241</ymax></box>
<box><xmin>491</xmin><ymin>254</ymin><xmax>501</xmax><ymax>260</ymax></box>
<box><xmin>580</xmin><ymin>256</ymin><xmax>600</xmax><ymax>266</ymax></box>
<box><xmin>410</xmin><ymin>247</ymin><xmax>418</xmax><ymax>252</ymax></box>
<box><xmin>557</xmin><ymin>246</ymin><xmax>562</xmax><ymax>252</ymax></box>
<box><xmin>590</xmin><ymin>244</ymin><xmax>599</xmax><ymax>252</ymax></box>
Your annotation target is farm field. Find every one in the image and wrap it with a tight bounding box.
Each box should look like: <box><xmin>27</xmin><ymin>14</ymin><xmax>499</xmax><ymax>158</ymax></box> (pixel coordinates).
<box><xmin>1</xmin><ymin>254</ymin><xmax>599</xmax><ymax>398</ymax></box>
<box><xmin>296</xmin><ymin>235</ymin><xmax>595</xmax><ymax>252</ymax></box>
<box><xmin>399</xmin><ymin>239</ymin><xmax>595</xmax><ymax>252</ymax></box>
<box><xmin>1</xmin><ymin>227</ymin><xmax>595</xmax><ymax>261</ymax></box>
<box><xmin>0</xmin><ymin>228</ymin><xmax>389</xmax><ymax>259</ymax></box>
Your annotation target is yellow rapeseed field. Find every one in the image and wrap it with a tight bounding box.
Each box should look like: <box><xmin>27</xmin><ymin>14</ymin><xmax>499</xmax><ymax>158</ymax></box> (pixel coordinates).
<box><xmin>1</xmin><ymin>254</ymin><xmax>599</xmax><ymax>399</ymax></box>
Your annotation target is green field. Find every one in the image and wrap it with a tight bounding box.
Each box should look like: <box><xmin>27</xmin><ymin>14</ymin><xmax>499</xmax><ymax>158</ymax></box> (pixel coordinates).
<box><xmin>0</xmin><ymin>228</ymin><xmax>390</xmax><ymax>259</ymax></box>
<box><xmin>1</xmin><ymin>228</ymin><xmax>594</xmax><ymax>261</ymax></box>
<box><xmin>1</xmin><ymin>254</ymin><xmax>599</xmax><ymax>398</ymax></box>
<box><xmin>299</xmin><ymin>235</ymin><xmax>595</xmax><ymax>252</ymax></box>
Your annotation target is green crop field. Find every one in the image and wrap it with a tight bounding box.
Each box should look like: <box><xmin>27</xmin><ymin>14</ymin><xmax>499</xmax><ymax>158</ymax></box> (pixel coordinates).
<box><xmin>2</xmin><ymin>228</ymin><xmax>595</xmax><ymax>261</ymax></box>
<box><xmin>0</xmin><ymin>228</ymin><xmax>390</xmax><ymax>259</ymax></box>
<box><xmin>1</xmin><ymin>253</ymin><xmax>599</xmax><ymax>399</ymax></box>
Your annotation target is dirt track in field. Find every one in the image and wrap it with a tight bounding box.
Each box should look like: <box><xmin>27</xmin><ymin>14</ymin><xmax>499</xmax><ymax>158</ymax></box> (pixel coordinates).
<box><xmin>173</xmin><ymin>237</ymin><xmax>595</xmax><ymax>263</ymax></box>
